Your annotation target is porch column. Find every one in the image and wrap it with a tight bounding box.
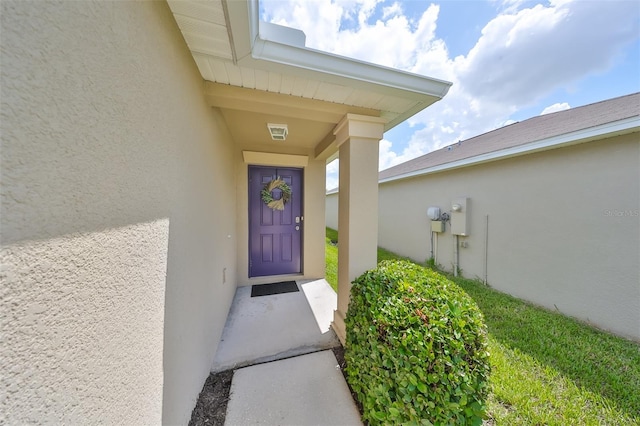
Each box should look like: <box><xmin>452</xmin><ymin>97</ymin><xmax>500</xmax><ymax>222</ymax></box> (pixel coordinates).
<box><xmin>332</xmin><ymin>114</ymin><xmax>385</xmax><ymax>344</ymax></box>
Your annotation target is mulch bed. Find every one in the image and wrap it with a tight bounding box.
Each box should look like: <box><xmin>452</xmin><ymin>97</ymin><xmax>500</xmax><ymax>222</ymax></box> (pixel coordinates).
<box><xmin>188</xmin><ymin>346</ymin><xmax>362</xmax><ymax>426</ymax></box>
<box><xmin>188</xmin><ymin>369</ymin><xmax>233</xmax><ymax>426</ymax></box>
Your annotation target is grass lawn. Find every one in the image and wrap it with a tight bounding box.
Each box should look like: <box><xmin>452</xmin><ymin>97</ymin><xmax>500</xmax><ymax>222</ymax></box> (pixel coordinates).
<box><xmin>324</xmin><ymin>227</ymin><xmax>640</xmax><ymax>425</ymax></box>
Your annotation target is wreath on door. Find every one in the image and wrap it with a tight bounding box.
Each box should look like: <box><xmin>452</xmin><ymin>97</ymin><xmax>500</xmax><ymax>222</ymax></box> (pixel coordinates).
<box><xmin>261</xmin><ymin>177</ymin><xmax>292</xmax><ymax>211</ymax></box>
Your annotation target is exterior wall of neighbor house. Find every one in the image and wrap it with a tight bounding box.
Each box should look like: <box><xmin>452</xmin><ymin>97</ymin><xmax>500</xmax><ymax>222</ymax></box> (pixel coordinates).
<box><xmin>1</xmin><ymin>2</ymin><xmax>237</xmax><ymax>425</ymax></box>
<box><xmin>375</xmin><ymin>133</ymin><xmax>639</xmax><ymax>340</ymax></box>
<box><xmin>326</xmin><ymin>190</ymin><xmax>339</xmax><ymax>230</ymax></box>
<box><xmin>235</xmin><ymin>147</ymin><xmax>327</xmax><ymax>285</ymax></box>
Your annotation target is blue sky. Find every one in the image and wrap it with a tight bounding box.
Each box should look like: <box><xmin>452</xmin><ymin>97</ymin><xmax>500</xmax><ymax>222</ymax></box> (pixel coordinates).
<box><xmin>260</xmin><ymin>0</ymin><xmax>640</xmax><ymax>189</ymax></box>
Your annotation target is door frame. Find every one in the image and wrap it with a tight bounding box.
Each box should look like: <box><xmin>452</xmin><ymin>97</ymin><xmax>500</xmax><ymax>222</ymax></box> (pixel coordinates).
<box><xmin>248</xmin><ymin>165</ymin><xmax>304</xmax><ymax>278</ymax></box>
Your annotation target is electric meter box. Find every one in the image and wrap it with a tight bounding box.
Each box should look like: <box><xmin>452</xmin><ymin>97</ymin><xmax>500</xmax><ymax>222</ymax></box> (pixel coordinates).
<box><xmin>431</xmin><ymin>220</ymin><xmax>445</xmax><ymax>233</ymax></box>
<box><xmin>427</xmin><ymin>207</ymin><xmax>441</xmax><ymax>220</ymax></box>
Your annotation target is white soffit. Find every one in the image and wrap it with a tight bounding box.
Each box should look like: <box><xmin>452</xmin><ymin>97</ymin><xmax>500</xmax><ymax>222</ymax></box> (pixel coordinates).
<box><xmin>168</xmin><ymin>0</ymin><xmax>452</xmax><ymax>132</ymax></box>
<box><xmin>167</xmin><ymin>1</ymin><xmax>233</xmax><ymax>60</ymax></box>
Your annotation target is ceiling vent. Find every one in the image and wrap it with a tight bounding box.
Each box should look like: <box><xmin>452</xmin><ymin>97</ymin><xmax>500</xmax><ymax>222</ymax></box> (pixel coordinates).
<box><xmin>267</xmin><ymin>123</ymin><xmax>288</xmax><ymax>141</ymax></box>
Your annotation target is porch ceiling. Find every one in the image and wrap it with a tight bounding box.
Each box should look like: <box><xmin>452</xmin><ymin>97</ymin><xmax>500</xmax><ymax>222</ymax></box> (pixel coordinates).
<box><xmin>204</xmin><ymin>82</ymin><xmax>380</xmax><ymax>151</ymax></box>
<box><xmin>167</xmin><ymin>0</ymin><xmax>452</xmax><ymax>158</ymax></box>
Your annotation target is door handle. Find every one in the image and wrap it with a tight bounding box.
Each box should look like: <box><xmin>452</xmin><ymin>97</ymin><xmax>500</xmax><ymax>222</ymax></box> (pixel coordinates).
<box><xmin>295</xmin><ymin>226</ymin><xmax>300</xmax><ymax>231</ymax></box>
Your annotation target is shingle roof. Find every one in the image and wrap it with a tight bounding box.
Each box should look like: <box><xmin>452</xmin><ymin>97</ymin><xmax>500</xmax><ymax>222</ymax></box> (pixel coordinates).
<box><xmin>379</xmin><ymin>92</ymin><xmax>640</xmax><ymax>181</ymax></box>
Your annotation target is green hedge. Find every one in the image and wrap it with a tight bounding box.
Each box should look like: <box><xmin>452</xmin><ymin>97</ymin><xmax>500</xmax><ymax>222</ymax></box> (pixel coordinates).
<box><xmin>345</xmin><ymin>260</ymin><xmax>490</xmax><ymax>425</ymax></box>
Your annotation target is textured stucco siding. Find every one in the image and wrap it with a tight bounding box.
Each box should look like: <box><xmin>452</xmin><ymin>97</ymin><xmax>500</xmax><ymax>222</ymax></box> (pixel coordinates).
<box><xmin>326</xmin><ymin>192</ymin><xmax>339</xmax><ymax>231</ymax></box>
<box><xmin>375</xmin><ymin>133</ymin><xmax>639</xmax><ymax>341</ymax></box>
<box><xmin>1</xmin><ymin>1</ymin><xmax>236</xmax><ymax>424</ymax></box>
<box><xmin>1</xmin><ymin>223</ymin><xmax>169</xmax><ymax>424</ymax></box>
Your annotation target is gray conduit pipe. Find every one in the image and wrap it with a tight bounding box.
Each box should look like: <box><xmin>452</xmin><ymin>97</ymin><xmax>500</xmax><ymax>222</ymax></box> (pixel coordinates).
<box><xmin>484</xmin><ymin>215</ymin><xmax>489</xmax><ymax>285</ymax></box>
<box><xmin>453</xmin><ymin>234</ymin><xmax>459</xmax><ymax>277</ymax></box>
<box><xmin>430</xmin><ymin>231</ymin><xmax>434</xmax><ymax>260</ymax></box>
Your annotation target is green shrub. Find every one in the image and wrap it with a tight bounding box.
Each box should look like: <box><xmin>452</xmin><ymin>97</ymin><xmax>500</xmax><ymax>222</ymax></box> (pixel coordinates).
<box><xmin>345</xmin><ymin>260</ymin><xmax>490</xmax><ymax>425</ymax></box>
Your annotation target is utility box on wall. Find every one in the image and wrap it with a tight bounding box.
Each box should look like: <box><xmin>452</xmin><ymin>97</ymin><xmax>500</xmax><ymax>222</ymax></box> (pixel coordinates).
<box><xmin>450</xmin><ymin>197</ymin><xmax>469</xmax><ymax>236</ymax></box>
<box><xmin>431</xmin><ymin>220</ymin><xmax>445</xmax><ymax>233</ymax></box>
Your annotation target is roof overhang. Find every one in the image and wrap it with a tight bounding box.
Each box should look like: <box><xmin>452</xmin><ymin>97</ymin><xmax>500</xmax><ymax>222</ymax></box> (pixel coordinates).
<box><xmin>168</xmin><ymin>0</ymin><xmax>452</xmax><ymax>160</ymax></box>
<box><xmin>379</xmin><ymin>116</ymin><xmax>640</xmax><ymax>184</ymax></box>
<box><xmin>228</xmin><ymin>1</ymin><xmax>451</xmax><ymax>121</ymax></box>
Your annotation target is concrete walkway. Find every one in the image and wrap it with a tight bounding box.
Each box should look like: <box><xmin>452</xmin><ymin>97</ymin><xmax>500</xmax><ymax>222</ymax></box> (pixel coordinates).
<box><xmin>212</xmin><ymin>279</ymin><xmax>362</xmax><ymax>425</ymax></box>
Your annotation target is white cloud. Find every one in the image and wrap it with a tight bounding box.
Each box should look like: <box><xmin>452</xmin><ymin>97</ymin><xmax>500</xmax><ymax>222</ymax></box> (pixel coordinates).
<box><xmin>262</xmin><ymin>0</ymin><xmax>640</xmax><ymax>189</ymax></box>
<box><xmin>540</xmin><ymin>102</ymin><xmax>570</xmax><ymax>115</ymax></box>
<box><xmin>494</xmin><ymin>0</ymin><xmax>530</xmax><ymax>14</ymax></box>
<box><xmin>378</xmin><ymin>139</ymin><xmax>400</xmax><ymax>171</ymax></box>
<box><xmin>325</xmin><ymin>158</ymin><xmax>340</xmax><ymax>191</ymax></box>
<box><xmin>382</xmin><ymin>2</ymin><xmax>403</xmax><ymax>19</ymax></box>
<box><xmin>457</xmin><ymin>1</ymin><xmax>639</xmax><ymax>105</ymax></box>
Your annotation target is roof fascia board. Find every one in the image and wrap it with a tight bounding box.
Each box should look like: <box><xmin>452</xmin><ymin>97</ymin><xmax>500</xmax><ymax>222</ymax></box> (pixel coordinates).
<box><xmin>249</xmin><ymin>39</ymin><xmax>451</xmax><ymax>99</ymax></box>
<box><xmin>224</xmin><ymin>0</ymin><xmax>254</xmax><ymax>62</ymax></box>
<box><xmin>225</xmin><ymin>0</ymin><xmax>452</xmax><ymax>103</ymax></box>
<box><xmin>379</xmin><ymin>116</ymin><xmax>640</xmax><ymax>185</ymax></box>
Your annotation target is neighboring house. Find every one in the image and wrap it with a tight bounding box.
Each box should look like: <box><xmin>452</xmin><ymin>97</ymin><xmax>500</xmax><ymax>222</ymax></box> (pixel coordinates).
<box><xmin>0</xmin><ymin>1</ymin><xmax>451</xmax><ymax>424</ymax></box>
<box><xmin>327</xmin><ymin>92</ymin><xmax>640</xmax><ymax>341</ymax></box>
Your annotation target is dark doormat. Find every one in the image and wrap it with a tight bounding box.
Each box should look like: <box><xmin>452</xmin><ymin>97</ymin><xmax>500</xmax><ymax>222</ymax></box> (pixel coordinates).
<box><xmin>251</xmin><ymin>281</ymin><xmax>299</xmax><ymax>297</ymax></box>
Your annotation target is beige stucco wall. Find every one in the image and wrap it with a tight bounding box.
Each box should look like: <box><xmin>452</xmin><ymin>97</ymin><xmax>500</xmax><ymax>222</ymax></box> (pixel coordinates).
<box><xmin>375</xmin><ymin>133</ymin><xmax>639</xmax><ymax>341</ymax></box>
<box><xmin>326</xmin><ymin>191</ymin><xmax>339</xmax><ymax>230</ymax></box>
<box><xmin>235</xmin><ymin>148</ymin><xmax>327</xmax><ymax>285</ymax></box>
<box><xmin>1</xmin><ymin>1</ymin><xmax>236</xmax><ymax>424</ymax></box>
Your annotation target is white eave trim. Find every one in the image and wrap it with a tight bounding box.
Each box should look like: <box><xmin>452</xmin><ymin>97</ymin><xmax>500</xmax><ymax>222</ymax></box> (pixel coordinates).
<box><xmin>379</xmin><ymin>116</ymin><xmax>640</xmax><ymax>185</ymax></box>
<box><xmin>226</xmin><ymin>0</ymin><xmax>452</xmax><ymax>130</ymax></box>
<box><xmin>249</xmin><ymin>38</ymin><xmax>451</xmax><ymax>99</ymax></box>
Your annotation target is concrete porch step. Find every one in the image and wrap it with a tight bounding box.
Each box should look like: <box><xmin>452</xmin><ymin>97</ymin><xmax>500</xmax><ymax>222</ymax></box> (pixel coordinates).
<box><xmin>211</xmin><ymin>279</ymin><xmax>340</xmax><ymax>372</ymax></box>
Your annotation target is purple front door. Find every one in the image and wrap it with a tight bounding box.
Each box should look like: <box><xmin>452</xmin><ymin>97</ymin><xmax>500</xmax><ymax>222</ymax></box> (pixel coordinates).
<box><xmin>249</xmin><ymin>166</ymin><xmax>303</xmax><ymax>277</ymax></box>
